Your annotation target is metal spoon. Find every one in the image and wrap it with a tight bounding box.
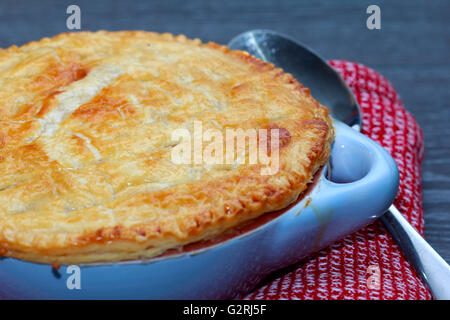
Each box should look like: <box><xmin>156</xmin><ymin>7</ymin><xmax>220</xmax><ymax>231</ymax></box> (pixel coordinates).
<box><xmin>228</xmin><ymin>29</ymin><xmax>450</xmax><ymax>300</ymax></box>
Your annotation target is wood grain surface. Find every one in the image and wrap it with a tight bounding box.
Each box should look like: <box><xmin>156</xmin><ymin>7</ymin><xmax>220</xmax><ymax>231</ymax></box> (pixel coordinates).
<box><xmin>0</xmin><ymin>0</ymin><xmax>448</xmax><ymax>262</ymax></box>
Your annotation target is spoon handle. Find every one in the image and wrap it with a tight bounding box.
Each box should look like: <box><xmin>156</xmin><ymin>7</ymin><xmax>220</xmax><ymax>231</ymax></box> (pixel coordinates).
<box><xmin>381</xmin><ymin>205</ymin><xmax>450</xmax><ymax>299</ymax></box>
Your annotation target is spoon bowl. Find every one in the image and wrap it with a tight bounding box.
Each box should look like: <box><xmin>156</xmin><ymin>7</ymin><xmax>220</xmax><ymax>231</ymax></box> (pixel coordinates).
<box><xmin>228</xmin><ymin>29</ymin><xmax>362</xmax><ymax>129</ymax></box>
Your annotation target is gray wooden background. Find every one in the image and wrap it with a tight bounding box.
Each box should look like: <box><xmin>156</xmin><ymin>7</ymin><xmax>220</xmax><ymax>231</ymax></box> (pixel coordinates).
<box><xmin>0</xmin><ymin>0</ymin><xmax>448</xmax><ymax>261</ymax></box>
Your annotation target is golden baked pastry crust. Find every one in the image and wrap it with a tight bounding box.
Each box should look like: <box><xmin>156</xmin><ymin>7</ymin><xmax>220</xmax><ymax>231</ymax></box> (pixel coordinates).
<box><xmin>0</xmin><ymin>31</ymin><xmax>333</xmax><ymax>264</ymax></box>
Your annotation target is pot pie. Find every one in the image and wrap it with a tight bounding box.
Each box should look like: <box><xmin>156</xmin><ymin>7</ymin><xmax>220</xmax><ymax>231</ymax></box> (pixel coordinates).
<box><xmin>0</xmin><ymin>31</ymin><xmax>333</xmax><ymax>264</ymax></box>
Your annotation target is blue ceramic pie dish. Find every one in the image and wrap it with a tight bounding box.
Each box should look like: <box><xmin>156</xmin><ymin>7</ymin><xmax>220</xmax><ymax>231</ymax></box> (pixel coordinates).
<box><xmin>0</xmin><ymin>120</ymin><xmax>399</xmax><ymax>299</ymax></box>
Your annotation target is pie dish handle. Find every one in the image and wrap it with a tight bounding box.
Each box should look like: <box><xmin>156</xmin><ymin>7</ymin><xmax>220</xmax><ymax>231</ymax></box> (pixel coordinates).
<box><xmin>266</xmin><ymin>120</ymin><xmax>399</xmax><ymax>264</ymax></box>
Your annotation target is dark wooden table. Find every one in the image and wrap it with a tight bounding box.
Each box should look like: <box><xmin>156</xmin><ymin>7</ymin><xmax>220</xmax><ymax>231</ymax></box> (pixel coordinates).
<box><xmin>0</xmin><ymin>0</ymin><xmax>448</xmax><ymax>261</ymax></box>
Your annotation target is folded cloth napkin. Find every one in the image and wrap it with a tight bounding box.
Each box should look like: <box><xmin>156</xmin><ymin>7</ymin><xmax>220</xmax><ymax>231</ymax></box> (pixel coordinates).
<box><xmin>244</xmin><ymin>60</ymin><xmax>431</xmax><ymax>300</ymax></box>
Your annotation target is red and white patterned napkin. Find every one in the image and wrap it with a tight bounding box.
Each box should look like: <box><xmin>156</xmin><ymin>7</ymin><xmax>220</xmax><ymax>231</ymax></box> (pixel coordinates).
<box><xmin>244</xmin><ymin>60</ymin><xmax>431</xmax><ymax>300</ymax></box>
